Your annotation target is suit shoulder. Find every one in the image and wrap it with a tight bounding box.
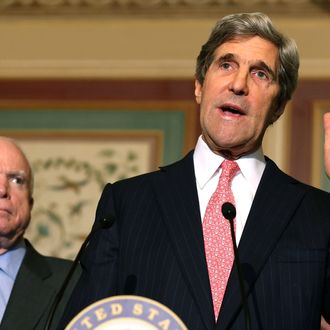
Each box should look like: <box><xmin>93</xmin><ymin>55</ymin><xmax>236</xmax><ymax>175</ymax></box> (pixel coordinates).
<box><xmin>266</xmin><ymin>157</ymin><xmax>330</xmax><ymax>195</ymax></box>
<box><xmin>282</xmin><ymin>169</ymin><xmax>330</xmax><ymax>203</ymax></box>
<box><xmin>43</xmin><ymin>255</ymin><xmax>73</xmax><ymax>270</ymax></box>
<box><xmin>24</xmin><ymin>240</ymin><xmax>72</xmax><ymax>274</ymax></box>
<box><xmin>113</xmin><ymin>150</ymin><xmax>194</xmax><ymax>189</ymax></box>
<box><xmin>110</xmin><ymin>172</ymin><xmax>155</xmax><ymax>190</ymax></box>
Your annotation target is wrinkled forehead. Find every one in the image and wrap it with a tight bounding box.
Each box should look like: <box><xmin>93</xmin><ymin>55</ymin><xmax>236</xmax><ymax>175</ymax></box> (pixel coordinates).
<box><xmin>216</xmin><ymin>35</ymin><xmax>278</xmax><ymax>59</ymax></box>
<box><xmin>0</xmin><ymin>140</ymin><xmax>31</xmax><ymax>180</ymax></box>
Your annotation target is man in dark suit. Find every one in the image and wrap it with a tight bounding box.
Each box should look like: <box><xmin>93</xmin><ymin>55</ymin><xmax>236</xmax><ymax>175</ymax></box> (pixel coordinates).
<box><xmin>0</xmin><ymin>137</ymin><xmax>74</xmax><ymax>330</ymax></box>
<box><xmin>61</xmin><ymin>12</ymin><xmax>330</xmax><ymax>329</ymax></box>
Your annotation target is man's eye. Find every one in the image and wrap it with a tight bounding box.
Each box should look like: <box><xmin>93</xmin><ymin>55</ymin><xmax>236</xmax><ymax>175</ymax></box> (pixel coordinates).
<box><xmin>220</xmin><ymin>62</ymin><xmax>231</xmax><ymax>70</ymax></box>
<box><xmin>9</xmin><ymin>175</ymin><xmax>27</xmax><ymax>185</ymax></box>
<box><xmin>253</xmin><ymin>70</ymin><xmax>269</xmax><ymax>81</ymax></box>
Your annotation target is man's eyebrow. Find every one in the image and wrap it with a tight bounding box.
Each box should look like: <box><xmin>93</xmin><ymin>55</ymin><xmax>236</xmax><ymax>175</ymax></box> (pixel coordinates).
<box><xmin>6</xmin><ymin>171</ymin><xmax>29</xmax><ymax>180</ymax></box>
<box><xmin>214</xmin><ymin>53</ymin><xmax>235</xmax><ymax>64</ymax></box>
<box><xmin>6</xmin><ymin>170</ymin><xmax>27</xmax><ymax>176</ymax></box>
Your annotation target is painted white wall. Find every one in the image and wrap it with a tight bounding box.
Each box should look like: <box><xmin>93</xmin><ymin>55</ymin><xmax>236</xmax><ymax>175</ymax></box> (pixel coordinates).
<box><xmin>0</xmin><ymin>16</ymin><xmax>329</xmax><ymax>78</ymax></box>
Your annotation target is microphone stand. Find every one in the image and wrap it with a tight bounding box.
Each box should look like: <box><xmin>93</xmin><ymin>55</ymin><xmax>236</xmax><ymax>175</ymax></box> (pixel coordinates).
<box><xmin>222</xmin><ymin>202</ymin><xmax>251</xmax><ymax>330</ymax></box>
<box><xmin>44</xmin><ymin>215</ymin><xmax>115</xmax><ymax>330</ymax></box>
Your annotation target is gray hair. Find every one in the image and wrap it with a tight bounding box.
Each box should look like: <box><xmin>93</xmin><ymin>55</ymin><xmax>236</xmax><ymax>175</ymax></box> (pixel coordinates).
<box><xmin>195</xmin><ymin>12</ymin><xmax>299</xmax><ymax>110</ymax></box>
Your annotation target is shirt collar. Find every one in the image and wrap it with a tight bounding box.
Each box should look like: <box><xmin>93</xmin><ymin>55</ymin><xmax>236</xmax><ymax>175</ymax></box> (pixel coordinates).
<box><xmin>0</xmin><ymin>239</ymin><xmax>26</xmax><ymax>280</ymax></box>
<box><xmin>193</xmin><ymin>135</ymin><xmax>266</xmax><ymax>193</ymax></box>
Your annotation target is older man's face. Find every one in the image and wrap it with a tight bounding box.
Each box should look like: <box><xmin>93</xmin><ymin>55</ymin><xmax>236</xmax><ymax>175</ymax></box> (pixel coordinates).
<box><xmin>0</xmin><ymin>139</ymin><xmax>32</xmax><ymax>253</ymax></box>
<box><xmin>195</xmin><ymin>36</ymin><xmax>281</xmax><ymax>159</ymax></box>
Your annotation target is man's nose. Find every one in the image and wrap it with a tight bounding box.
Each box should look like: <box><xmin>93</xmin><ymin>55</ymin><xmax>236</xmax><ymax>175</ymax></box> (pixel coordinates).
<box><xmin>229</xmin><ymin>70</ymin><xmax>249</xmax><ymax>96</ymax></box>
<box><xmin>0</xmin><ymin>176</ymin><xmax>9</xmax><ymax>199</ymax></box>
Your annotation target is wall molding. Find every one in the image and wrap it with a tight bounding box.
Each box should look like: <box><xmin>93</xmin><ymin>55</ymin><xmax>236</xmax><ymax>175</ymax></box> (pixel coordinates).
<box><xmin>0</xmin><ymin>0</ymin><xmax>329</xmax><ymax>17</ymax></box>
<box><xmin>0</xmin><ymin>58</ymin><xmax>329</xmax><ymax>79</ymax></box>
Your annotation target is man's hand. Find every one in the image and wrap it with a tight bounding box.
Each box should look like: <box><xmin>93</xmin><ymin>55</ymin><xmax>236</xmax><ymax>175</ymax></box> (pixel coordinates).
<box><xmin>323</xmin><ymin>113</ymin><xmax>330</xmax><ymax>179</ymax></box>
<box><xmin>321</xmin><ymin>316</ymin><xmax>330</xmax><ymax>330</ymax></box>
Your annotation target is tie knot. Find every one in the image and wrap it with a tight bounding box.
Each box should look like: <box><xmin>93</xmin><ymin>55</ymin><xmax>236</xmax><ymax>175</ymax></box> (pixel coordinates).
<box><xmin>220</xmin><ymin>160</ymin><xmax>239</xmax><ymax>180</ymax></box>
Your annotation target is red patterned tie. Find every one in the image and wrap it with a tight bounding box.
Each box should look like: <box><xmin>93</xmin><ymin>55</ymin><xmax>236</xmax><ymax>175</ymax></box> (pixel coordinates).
<box><xmin>203</xmin><ymin>160</ymin><xmax>239</xmax><ymax>320</ymax></box>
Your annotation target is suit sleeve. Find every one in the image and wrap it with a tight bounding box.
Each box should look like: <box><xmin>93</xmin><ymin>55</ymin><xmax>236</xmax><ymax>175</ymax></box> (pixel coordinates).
<box><xmin>59</xmin><ymin>183</ymin><xmax>119</xmax><ymax>328</ymax></box>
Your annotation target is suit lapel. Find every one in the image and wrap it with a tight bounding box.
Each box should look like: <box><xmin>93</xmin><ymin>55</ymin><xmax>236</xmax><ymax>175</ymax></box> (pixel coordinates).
<box><xmin>1</xmin><ymin>242</ymin><xmax>55</xmax><ymax>330</ymax></box>
<box><xmin>217</xmin><ymin>158</ymin><xmax>306</xmax><ymax>329</ymax></box>
<box><xmin>151</xmin><ymin>151</ymin><xmax>215</xmax><ymax>330</ymax></box>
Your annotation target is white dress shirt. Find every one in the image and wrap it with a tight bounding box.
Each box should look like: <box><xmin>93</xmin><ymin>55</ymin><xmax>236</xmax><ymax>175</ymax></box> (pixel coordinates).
<box><xmin>0</xmin><ymin>239</ymin><xmax>26</xmax><ymax>323</ymax></box>
<box><xmin>193</xmin><ymin>136</ymin><xmax>266</xmax><ymax>244</ymax></box>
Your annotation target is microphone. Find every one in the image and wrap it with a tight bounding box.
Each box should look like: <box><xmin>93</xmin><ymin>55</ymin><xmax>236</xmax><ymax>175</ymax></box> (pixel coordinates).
<box><xmin>222</xmin><ymin>202</ymin><xmax>251</xmax><ymax>330</ymax></box>
<box><xmin>44</xmin><ymin>214</ymin><xmax>116</xmax><ymax>330</ymax></box>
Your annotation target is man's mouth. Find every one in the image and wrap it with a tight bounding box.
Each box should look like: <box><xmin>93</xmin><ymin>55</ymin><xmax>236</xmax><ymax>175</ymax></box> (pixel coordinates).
<box><xmin>220</xmin><ymin>104</ymin><xmax>245</xmax><ymax>116</ymax></box>
<box><xmin>0</xmin><ymin>208</ymin><xmax>12</xmax><ymax>215</ymax></box>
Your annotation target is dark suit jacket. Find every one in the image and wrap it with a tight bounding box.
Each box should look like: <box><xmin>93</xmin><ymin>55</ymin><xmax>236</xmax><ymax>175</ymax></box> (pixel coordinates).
<box><xmin>0</xmin><ymin>240</ymin><xmax>75</xmax><ymax>330</ymax></box>
<box><xmin>61</xmin><ymin>151</ymin><xmax>330</xmax><ymax>329</ymax></box>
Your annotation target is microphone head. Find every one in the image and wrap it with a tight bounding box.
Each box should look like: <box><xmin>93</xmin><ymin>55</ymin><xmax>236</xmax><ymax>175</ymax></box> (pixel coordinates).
<box><xmin>99</xmin><ymin>214</ymin><xmax>116</xmax><ymax>229</ymax></box>
<box><xmin>222</xmin><ymin>202</ymin><xmax>236</xmax><ymax>222</ymax></box>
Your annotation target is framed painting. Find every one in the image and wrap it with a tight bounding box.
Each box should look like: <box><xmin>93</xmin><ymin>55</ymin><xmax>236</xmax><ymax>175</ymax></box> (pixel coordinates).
<box><xmin>0</xmin><ymin>101</ymin><xmax>198</xmax><ymax>258</ymax></box>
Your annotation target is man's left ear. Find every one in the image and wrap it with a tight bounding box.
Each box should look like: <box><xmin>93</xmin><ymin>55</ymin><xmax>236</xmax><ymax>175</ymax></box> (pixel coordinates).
<box><xmin>195</xmin><ymin>80</ymin><xmax>203</xmax><ymax>104</ymax></box>
<box><xmin>29</xmin><ymin>197</ymin><xmax>34</xmax><ymax>208</ymax></box>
